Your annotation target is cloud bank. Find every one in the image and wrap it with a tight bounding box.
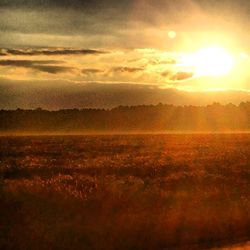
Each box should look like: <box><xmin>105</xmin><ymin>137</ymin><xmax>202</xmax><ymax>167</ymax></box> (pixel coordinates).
<box><xmin>0</xmin><ymin>47</ymin><xmax>196</xmax><ymax>83</ymax></box>
<box><xmin>0</xmin><ymin>78</ymin><xmax>249</xmax><ymax>110</ymax></box>
<box><xmin>0</xmin><ymin>60</ymin><xmax>75</xmax><ymax>74</ymax></box>
<box><xmin>0</xmin><ymin>48</ymin><xmax>107</xmax><ymax>56</ymax></box>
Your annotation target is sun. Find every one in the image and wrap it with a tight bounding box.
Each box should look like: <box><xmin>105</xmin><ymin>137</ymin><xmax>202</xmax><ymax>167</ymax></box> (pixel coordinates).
<box><xmin>182</xmin><ymin>47</ymin><xmax>235</xmax><ymax>77</ymax></box>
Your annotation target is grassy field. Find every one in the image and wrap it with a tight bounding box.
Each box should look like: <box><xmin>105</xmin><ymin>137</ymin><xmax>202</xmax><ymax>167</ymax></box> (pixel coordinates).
<box><xmin>0</xmin><ymin>134</ymin><xmax>250</xmax><ymax>249</ymax></box>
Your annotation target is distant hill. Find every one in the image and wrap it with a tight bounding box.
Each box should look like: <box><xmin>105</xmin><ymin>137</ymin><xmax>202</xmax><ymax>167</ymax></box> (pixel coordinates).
<box><xmin>0</xmin><ymin>79</ymin><xmax>250</xmax><ymax>110</ymax></box>
<box><xmin>1</xmin><ymin>103</ymin><xmax>250</xmax><ymax>133</ymax></box>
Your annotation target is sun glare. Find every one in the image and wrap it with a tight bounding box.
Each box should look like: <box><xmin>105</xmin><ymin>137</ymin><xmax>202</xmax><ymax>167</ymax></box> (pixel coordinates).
<box><xmin>182</xmin><ymin>47</ymin><xmax>235</xmax><ymax>77</ymax></box>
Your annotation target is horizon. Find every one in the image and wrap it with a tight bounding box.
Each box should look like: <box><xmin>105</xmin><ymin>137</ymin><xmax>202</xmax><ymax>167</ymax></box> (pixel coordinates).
<box><xmin>1</xmin><ymin>101</ymin><xmax>250</xmax><ymax>111</ymax></box>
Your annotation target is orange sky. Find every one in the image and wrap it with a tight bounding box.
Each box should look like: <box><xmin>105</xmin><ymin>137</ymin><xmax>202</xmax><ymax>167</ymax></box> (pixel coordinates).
<box><xmin>0</xmin><ymin>0</ymin><xmax>249</xmax><ymax>108</ymax></box>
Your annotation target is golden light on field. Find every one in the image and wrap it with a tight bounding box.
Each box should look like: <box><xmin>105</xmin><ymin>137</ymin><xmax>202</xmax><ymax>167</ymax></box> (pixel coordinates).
<box><xmin>182</xmin><ymin>47</ymin><xmax>235</xmax><ymax>77</ymax></box>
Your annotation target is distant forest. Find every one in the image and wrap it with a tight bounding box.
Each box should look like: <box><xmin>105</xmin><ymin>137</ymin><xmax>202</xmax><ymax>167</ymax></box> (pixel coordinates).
<box><xmin>1</xmin><ymin>102</ymin><xmax>250</xmax><ymax>132</ymax></box>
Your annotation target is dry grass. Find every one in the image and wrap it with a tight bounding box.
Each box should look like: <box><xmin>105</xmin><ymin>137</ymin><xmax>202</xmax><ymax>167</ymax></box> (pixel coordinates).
<box><xmin>0</xmin><ymin>134</ymin><xmax>250</xmax><ymax>249</ymax></box>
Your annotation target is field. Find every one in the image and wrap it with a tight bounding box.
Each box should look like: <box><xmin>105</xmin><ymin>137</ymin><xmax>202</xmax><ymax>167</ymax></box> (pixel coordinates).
<box><xmin>0</xmin><ymin>134</ymin><xmax>250</xmax><ymax>250</ymax></box>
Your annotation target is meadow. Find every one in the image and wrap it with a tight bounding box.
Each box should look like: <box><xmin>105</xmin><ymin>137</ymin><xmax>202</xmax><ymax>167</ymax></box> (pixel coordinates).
<box><xmin>0</xmin><ymin>134</ymin><xmax>250</xmax><ymax>249</ymax></box>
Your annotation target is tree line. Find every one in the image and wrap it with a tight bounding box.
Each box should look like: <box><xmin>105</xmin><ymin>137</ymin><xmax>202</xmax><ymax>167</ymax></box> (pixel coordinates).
<box><xmin>1</xmin><ymin>102</ymin><xmax>250</xmax><ymax>132</ymax></box>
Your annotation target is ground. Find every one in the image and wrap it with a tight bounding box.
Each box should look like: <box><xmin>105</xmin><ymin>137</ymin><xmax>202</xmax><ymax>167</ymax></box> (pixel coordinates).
<box><xmin>0</xmin><ymin>134</ymin><xmax>250</xmax><ymax>249</ymax></box>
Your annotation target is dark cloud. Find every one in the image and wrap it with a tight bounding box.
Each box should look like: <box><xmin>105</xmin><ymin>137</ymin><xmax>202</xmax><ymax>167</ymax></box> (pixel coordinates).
<box><xmin>1</xmin><ymin>0</ymin><xmax>249</xmax><ymax>11</ymax></box>
<box><xmin>0</xmin><ymin>0</ymin><xmax>130</xmax><ymax>10</ymax></box>
<box><xmin>148</xmin><ymin>59</ymin><xmax>177</xmax><ymax>65</ymax></box>
<box><xmin>161</xmin><ymin>71</ymin><xmax>194</xmax><ymax>81</ymax></box>
<box><xmin>0</xmin><ymin>48</ymin><xmax>107</xmax><ymax>56</ymax></box>
<box><xmin>112</xmin><ymin>67</ymin><xmax>144</xmax><ymax>73</ymax></box>
<box><xmin>0</xmin><ymin>0</ymin><xmax>248</xmax><ymax>49</ymax></box>
<box><xmin>161</xmin><ymin>71</ymin><xmax>171</xmax><ymax>78</ymax></box>
<box><xmin>32</xmin><ymin>65</ymin><xmax>75</xmax><ymax>74</ymax></box>
<box><xmin>0</xmin><ymin>9</ymin><xmax>124</xmax><ymax>40</ymax></box>
<box><xmin>170</xmin><ymin>72</ymin><xmax>194</xmax><ymax>81</ymax></box>
<box><xmin>0</xmin><ymin>60</ymin><xmax>74</xmax><ymax>74</ymax></box>
<box><xmin>0</xmin><ymin>60</ymin><xmax>62</xmax><ymax>66</ymax></box>
<box><xmin>82</xmin><ymin>68</ymin><xmax>104</xmax><ymax>75</ymax></box>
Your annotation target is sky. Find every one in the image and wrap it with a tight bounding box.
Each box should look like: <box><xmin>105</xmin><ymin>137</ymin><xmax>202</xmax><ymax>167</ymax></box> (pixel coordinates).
<box><xmin>0</xmin><ymin>0</ymin><xmax>250</xmax><ymax>109</ymax></box>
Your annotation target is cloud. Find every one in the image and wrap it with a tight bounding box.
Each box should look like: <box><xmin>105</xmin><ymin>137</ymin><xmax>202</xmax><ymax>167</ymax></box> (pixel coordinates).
<box><xmin>82</xmin><ymin>68</ymin><xmax>104</xmax><ymax>75</ymax></box>
<box><xmin>32</xmin><ymin>65</ymin><xmax>75</xmax><ymax>74</ymax></box>
<box><xmin>170</xmin><ymin>72</ymin><xmax>194</xmax><ymax>81</ymax></box>
<box><xmin>161</xmin><ymin>71</ymin><xmax>194</xmax><ymax>82</ymax></box>
<box><xmin>0</xmin><ymin>60</ymin><xmax>62</xmax><ymax>66</ymax></box>
<box><xmin>0</xmin><ymin>0</ymin><xmax>248</xmax><ymax>50</ymax></box>
<box><xmin>0</xmin><ymin>60</ymin><xmax>75</xmax><ymax>74</ymax></box>
<box><xmin>0</xmin><ymin>78</ymin><xmax>249</xmax><ymax>110</ymax></box>
<box><xmin>0</xmin><ymin>1</ymin><xmax>243</xmax><ymax>13</ymax></box>
<box><xmin>0</xmin><ymin>0</ymin><xmax>131</xmax><ymax>10</ymax></box>
<box><xmin>111</xmin><ymin>67</ymin><xmax>144</xmax><ymax>73</ymax></box>
<box><xmin>148</xmin><ymin>58</ymin><xmax>177</xmax><ymax>65</ymax></box>
<box><xmin>0</xmin><ymin>48</ymin><xmax>107</xmax><ymax>56</ymax></box>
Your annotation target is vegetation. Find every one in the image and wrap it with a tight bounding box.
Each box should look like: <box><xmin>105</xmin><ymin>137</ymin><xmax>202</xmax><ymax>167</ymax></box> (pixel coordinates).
<box><xmin>0</xmin><ymin>134</ymin><xmax>250</xmax><ymax>249</ymax></box>
<box><xmin>1</xmin><ymin>102</ymin><xmax>250</xmax><ymax>132</ymax></box>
